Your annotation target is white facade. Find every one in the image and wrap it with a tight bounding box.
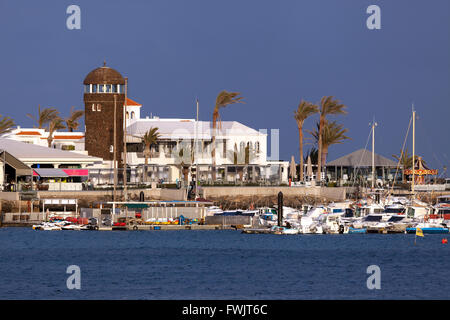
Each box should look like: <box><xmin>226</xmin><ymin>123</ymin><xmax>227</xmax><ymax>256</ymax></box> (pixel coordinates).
<box><xmin>4</xmin><ymin>127</ymin><xmax>86</xmax><ymax>153</ymax></box>
<box><xmin>126</xmin><ymin>117</ymin><xmax>268</xmax><ymax>167</ymax></box>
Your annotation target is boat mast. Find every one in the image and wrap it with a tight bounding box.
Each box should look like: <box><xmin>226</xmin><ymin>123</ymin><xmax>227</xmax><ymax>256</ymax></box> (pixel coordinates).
<box><xmin>412</xmin><ymin>105</ymin><xmax>416</xmax><ymax>197</ymax></box>
<box><xmin>371</xmin><ymin>120</ymin><xmax>377</xmax><ymax>190</ymax></box>
<box><xmin>195</xmin><ymin>99</ymin><xmax>199</xmax><ymax>200</ymax></box>
<box><xmin>113</xmin><ymin>95</ymin><xmax>117</xmax><ymax>202</ymax></box>
<box><xmin>123</xmin><ymin>77</ymin><xmax>128</xmax><ymax>201</ymax></box>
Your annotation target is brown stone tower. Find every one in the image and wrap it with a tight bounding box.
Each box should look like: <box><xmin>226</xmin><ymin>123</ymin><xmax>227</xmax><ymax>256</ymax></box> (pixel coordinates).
<box><xmin>83</xmin><ymin>64</ymin><xmax>125</xmax><ymax>164</ymax></box>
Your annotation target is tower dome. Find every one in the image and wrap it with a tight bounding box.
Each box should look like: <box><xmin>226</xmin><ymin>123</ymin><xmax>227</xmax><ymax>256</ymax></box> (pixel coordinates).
<box><xmin>83</xmin><ymin>63</ymin><xmax>125</xmax><ymax>85</ymax></box>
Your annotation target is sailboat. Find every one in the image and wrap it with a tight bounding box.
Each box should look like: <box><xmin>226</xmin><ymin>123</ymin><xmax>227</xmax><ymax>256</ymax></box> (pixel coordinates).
<box><xmin>406</xmin><ymin>106</ymin><xmax>449</xmax><ymax>234</ymax></box>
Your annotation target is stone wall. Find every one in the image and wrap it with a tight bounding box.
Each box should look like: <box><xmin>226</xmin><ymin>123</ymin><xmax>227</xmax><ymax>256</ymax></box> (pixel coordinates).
<box><xmin>201</xmin><ymin>186</ymin><xmax>347</xmax><ymax>201</ymax></box>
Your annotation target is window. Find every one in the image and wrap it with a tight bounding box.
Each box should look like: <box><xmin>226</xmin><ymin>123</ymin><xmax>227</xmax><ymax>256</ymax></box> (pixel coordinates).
<box><xmin>131</xmin><ymin>111</ymin><xmax>135</xmax><ymax>119</ymax></box>
<box><xmin>84</xmin><ymin>85</ymin><xmax>90</xmax><ymax>93</ymax></box>
<box><xmin>92</xmin><ymin>104</ymin><xmax>95</xmax><ymax>111</ymax></box>
<box><xmin>97</xmin><ymin>104</ymin><xmax>101</xmax><ymax>111</ymax></box>
<box><xmin>255</xmin><ymin>141</ymin><xmax>260</xmax><ymax>153</ymax></box>
<box><xmin>112</xmin><ymin>84</ymin><xmax>117</xmax><ymax>93</ymax></box>
<box><xmin>126</xmin><ymin>112</ymin><xmax>129</xmax><ymax>119</ymax></box>
<box><xmin>106</xmin><ymin>85</ymin><xmax>111</xmax><ymax>93</ymax></box>
<box><xmin>92</xmin><ymin>84</ymin><xmax>97</xmax><ymax>93</ymax></box>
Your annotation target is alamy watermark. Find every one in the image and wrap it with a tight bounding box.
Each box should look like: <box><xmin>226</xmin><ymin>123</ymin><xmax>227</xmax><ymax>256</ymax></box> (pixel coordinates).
<box><xmin>366</xmin><ymin>265</ymin><xmax>381</xmax><ymax>290</ymax></box>
<box><xmin>66</xmin><ymin>265</ymin><xmax>81</xmax><ymax>290</ymax></box>
<box><xmin>366</xmin><ymin>5</ymin><xmax>381</xmax><ymax>30</ymax></box>
<box><xmin>66</xmin><ymin>5</ymin><xmax>81</xmax><ymax>30</ymax></box>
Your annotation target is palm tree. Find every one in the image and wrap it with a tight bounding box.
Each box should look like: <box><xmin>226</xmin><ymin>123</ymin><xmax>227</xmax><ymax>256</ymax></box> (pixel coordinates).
<box><xmin>141</xmin><ymin>127</ymin><xmax>160</xmax><ymax>182</ymax></box>
<box><xmin>0</xmin><ymin>115</ymin><xmax>15</xmax><ymax>136</ymax></box>
<box><xmin>316</xmin><ymin>96</ymin><xmax>347</xmax><ymax>183</ymax></box>
<box><xmin>211</xmin><ymin>90</ymin><xmax>245</xmax><ymax>181</ymax></box>
<box><xmin>309</xmin><ymin>120</ymin><xmax>350</xmax><ymax>166</ymax></box>
<box><xmin>304</xmin><ymin>147</ymin><xmax>319</xmax><ymax>165</ymax></box>
<box><xmin>142</xmin><ymin>127</ymin><xmax>160</xmax><ymax>165</ymax></box>
<box><xmin>47</xmin><ymin>117</ymin><xmax>66</xmax><ymax>147</ymax></box>
<box><xmin>26</xmin><ymin>105</ymin><xmax>59</xmax><ymax>129</ymax></box>
<box><xmin>173</xmin><ymin>140</ymin><xmax>195</xmax><ymax>183</ymax></box>
<box><xmin>65</xmin><ymin>107</ymin><xmax>84</xmax><ymax>132</ymax></box>
<box><xmin>294</xmin><ymin>100</ymin><xmax>318</xmax><ymax>181</ymax></box>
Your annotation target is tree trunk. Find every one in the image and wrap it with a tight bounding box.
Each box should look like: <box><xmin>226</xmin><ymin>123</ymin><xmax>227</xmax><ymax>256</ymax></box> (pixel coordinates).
<box><xmin>211</xmin><ymin>113</ymin><xmax>218</xmax><ymax>182</ymax></box>
<box><xmin>299</xmin><ymin>126</ymin><xmax>304</xmax><ymax>181</ymax></box>
<box><xmin>322</xmin><ymin>146</ymin><xmax>328</xmax><ymax>179</ymax></box>
<box><xmin>317</xmin><ymin>116</ymin><xmax>324</xmax><ymax>183</ymax></box>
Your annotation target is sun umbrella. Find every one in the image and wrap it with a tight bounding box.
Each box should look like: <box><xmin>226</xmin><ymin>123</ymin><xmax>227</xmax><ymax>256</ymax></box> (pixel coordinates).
<box><xmin>290</xmin><ymin>155</ymin><xmax>296</xmax><ymax>180</ymax></box>
<box><xmin>307</xmin><ymin>155</ymin><xmax>313</xmax><ymax>179</ymax></box>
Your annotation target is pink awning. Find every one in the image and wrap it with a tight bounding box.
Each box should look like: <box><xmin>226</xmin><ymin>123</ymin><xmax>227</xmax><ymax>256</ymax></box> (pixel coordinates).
<box><xmin>62</xmin><ymin>169</ymin><xmax>89</xmax><ymax>176</ymax></box>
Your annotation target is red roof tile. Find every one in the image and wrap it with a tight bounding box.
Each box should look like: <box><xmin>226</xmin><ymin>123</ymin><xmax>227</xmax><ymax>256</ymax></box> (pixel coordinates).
<box><xmin>124</xmin><ymin>97</ymin><xmax>142</xmax><ymax>107</ymax></box>
<box><xmin>16</xmin><ymin>131</ymin><xmax>41</xmax><ymax>136</ymax></box>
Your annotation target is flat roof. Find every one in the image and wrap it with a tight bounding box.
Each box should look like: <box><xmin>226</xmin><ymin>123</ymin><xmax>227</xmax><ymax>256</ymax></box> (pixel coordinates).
<box><xmin>127</xmin><ymin>120</ymin><xmax>265</xmax><ymax>140</ymax></box>
<box><xmin>0</xmin><ymin>138</ymin><xmax>102</xmax><ymax>163</ymax></box>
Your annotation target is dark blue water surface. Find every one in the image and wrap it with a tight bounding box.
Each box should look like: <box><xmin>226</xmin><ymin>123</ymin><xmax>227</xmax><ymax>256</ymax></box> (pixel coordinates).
<box><xmin>0</xmin><ymin>228</ymin><xmax>449</xmax><ymax>299</ymax></box>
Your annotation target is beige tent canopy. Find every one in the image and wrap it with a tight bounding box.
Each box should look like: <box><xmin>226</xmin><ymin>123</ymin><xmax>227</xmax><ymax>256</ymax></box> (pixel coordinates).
<box><xmin>0</xmin><ymin>150</ymin><xmax>32</xmax><ymax>176</ymax></box>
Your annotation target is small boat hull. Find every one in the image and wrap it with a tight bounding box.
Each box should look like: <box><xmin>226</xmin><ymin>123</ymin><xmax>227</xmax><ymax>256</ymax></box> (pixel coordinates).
<box><xmin>348</xmin><ymin>227</ymin><xmax>366</xmax><ymax>234</ymax></box>
<box><xmin>406</xmin><ymin>227</ymin><xmax>449</xmax><ymax>234</ymax></box>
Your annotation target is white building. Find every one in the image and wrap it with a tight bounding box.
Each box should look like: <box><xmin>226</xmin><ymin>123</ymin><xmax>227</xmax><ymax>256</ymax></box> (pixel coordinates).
<box><xmin>4</xmin><ymin>128</ymin><xmax>86</xmax><ymax>153</ymax></box>
<box><xmin>3</xmin><ymin>98</ymin><xmax>289</xmax><ymax>185</ymax></box>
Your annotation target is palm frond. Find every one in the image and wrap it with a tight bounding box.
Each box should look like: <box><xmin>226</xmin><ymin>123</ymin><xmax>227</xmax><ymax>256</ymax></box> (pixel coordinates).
<box><xmin>0</xmin><ymin>115</ymin><xmax>16</xmax><ymax>136</ymax></box>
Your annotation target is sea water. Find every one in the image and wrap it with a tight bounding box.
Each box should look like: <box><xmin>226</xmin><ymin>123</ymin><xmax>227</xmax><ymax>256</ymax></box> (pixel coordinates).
<box><xmin>0</xmin><ymin>228</ymin><xmax>448</xmax><ymax>299</ymax></box>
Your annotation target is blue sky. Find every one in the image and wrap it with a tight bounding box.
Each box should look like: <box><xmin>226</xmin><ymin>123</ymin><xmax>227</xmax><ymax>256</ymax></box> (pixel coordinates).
<box><xmin>0</xmin><ymin>0</ymin><xmax>449</xmax><ymax>174</ymax></box>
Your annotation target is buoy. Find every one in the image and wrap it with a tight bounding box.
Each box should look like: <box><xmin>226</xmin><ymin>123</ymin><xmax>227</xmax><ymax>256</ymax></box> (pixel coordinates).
<box><xmin>442</xmin><ymin>238</ymin><xmax>448</xmax><ymax>244</ymax></box>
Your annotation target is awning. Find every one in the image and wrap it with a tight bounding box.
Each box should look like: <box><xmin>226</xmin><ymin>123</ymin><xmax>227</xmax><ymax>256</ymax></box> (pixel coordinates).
<box><xmin>0</xmin><ymin>150</ymin><xmax>32</xmax><ymax>176</ymax></box>
<box><xmin>33</xmin><ymin>168</ymin><xmax>69</xmax><ymax>178</ymax></box>
<box><xmin>62</xmin><ymin>169</ymin><xmax>89</xmax><ymax>176</ymax></box>
<box><xmin>123</xmin><ymin>203</ymin><xmax>149</xmax><ymax>209</ymax></box>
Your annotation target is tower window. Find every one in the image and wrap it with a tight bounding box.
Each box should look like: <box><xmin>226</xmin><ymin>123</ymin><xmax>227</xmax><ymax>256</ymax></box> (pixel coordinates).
<box><xmin>106</xmin><ymin>85</ymin><xmax>111</xmax><ymax>93</ymax></box>
<box><xmin>92</xmin><ymin>84</ymin><xmax>97</xmax><ymax>93</ymax></box>
<box><xmin>97</xmin><ymin>104</ymin><xmax>101</xmax><ymax>111</ymax></box>
<box><xmin>92</xmin><ymin>104</ymin><xmax>95</xmax><ymax>111</ymax></box>
<box><xmin>112</xmin><ymin>84</ymin><xmax>117</xmax><ymax>93</ymax></box>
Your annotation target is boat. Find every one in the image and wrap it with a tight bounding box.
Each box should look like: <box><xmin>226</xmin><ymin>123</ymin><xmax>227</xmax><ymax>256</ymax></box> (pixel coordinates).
<box><xmin>32</xmin><ymin>222</ymin><xmax>62</xmax><ymax>230</ymax></box>
<box><xmin>406</xmin><ymin>223</ymin><xmax>449</xmax><ymax>234</ymax></box>
<box><xmin>269</xmin><ymin>225</ymin><xmax>299</xmax><ymax>235</ymax></box>
<box><xmin>319</xmin><ymin>212</ymin><xmax>347</xmax><ymax>234</ymax></box>
<box><xmin>206</xmin><ymin>206</ymin><xmax>223</xmax><ymax>216</ymax></box>
<box><xmin>366</xmin><ymin>215</ymin><xmax>415</xmax><ymax>233</ymax></box>
<box><xmin>241</xmin><ymin>224</ymin><xmax>299</xmax><ymax>235</ymax></box>
<box><xmin>60</xmin><ymin>222</ymin><xmax>82</xmax><ymax>230</ymax></box>
<box><xmin>348</xmin><ymin>227</ymin><xmax>366</xmax><ymax>234</ymax></box>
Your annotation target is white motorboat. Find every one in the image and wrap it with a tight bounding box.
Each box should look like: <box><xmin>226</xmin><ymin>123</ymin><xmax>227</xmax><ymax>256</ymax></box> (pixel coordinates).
<box><xmin>206</xmin><ymin>206</ymin><xmax>223</xmax><ymax>216</ymax></box>
<box><xmin>60</xmin><ymin>222</ymin><xmax>82</xmax><ymax>230</ymax></box>
<box><xmin>270</xmin><ymin>225</ymin><xmax>299</xmax><ymax>235</ymax></box>
<box><xmin>32</xmin><ymin>222</ymin><xmax>62</xmax><ymax>231</ymax></box>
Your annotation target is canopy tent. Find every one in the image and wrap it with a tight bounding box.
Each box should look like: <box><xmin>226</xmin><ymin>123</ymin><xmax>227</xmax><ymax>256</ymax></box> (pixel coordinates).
<box><xmin>0</xmin><ymin>150</ymin><xmax>32</xmax><ymax>176</ymax></box>
<box><xmin>327</xmin><ymin>149</ymin><xmax>398</xmax><ymax>168</ymax></box>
